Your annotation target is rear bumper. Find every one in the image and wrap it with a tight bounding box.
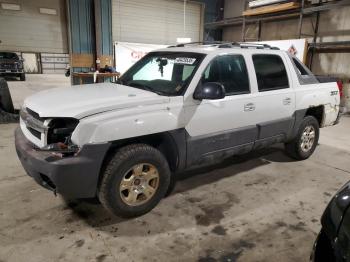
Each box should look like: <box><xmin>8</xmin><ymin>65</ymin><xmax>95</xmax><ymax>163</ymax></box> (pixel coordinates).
<box><xmin>15</xmin><ymin>127</ymin><xmax>110</xmax><ymax>198</ymax></box>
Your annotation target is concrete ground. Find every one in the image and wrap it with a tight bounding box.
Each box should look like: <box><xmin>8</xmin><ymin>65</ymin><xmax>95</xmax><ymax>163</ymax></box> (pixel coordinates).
<box><xmin>1</xmin><ymin>75</ymin><xmax>350</xmax><ymax>262</ymax></box>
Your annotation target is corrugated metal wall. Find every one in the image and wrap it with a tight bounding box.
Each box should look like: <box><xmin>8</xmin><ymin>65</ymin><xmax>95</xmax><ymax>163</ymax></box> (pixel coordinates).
<box><xmin>112</xmin><ymin>0</ymin><xmax>203</xmax><ymax>45</ymax></box>
<box><xmin>67</xmin><ymin>0</ymin><xmax>96</xmax><ymax>83</ymax></box>
<box><xmin>95</xmin><ymin>0</ymin><xmax>113</xmax><ymax>56</ymax></box>
<box><xmin>0</xmin><ymin>0</ymin><xmax>68</xmax><ymax>53</ymax></box>
<box><xmin>68</xmin><ymin>0</ymin><xmax>95</xmax><ymax>56</ymax></box>
<box><xmin>95</xmin><ymin>0</ymin><xmax>113</xmax><ymax>67</ymax></box>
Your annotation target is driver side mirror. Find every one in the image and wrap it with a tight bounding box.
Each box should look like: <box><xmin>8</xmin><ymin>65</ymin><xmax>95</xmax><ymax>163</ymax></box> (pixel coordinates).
<box><xmin>193</xmin><ymin>82</ymin><xmax>225</xmax><ymax>100</ymax></box>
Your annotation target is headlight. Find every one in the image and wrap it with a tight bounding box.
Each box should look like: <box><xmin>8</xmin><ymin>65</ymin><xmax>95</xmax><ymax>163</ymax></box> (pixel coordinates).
<box><xmin>41</xmin><ymin>118</ymin><xmax>79</xmax><ymax>157</ymax></box>
<box><xmin>15</xmin><ymin>61</ymin><xmax>23</xmax><ymax>69</ymax></box>
<box><xmin>47</xmin><ymin>118</ymin><xmax>79</xmax><ymax>145</ymax></box>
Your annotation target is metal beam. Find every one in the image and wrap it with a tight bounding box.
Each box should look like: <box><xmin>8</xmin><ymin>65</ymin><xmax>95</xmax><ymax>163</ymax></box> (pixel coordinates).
<box><xmin>309</xmin><ymin>41</ymin><xmax>350</xmax><ymax>53</ymax></box>
<box><xmin>303</xmin><ymin>0</ymin><xmax>350</xmax><ymax>14</ymax></box>
<box><xmin>205</xmin><ymin>10</ymin><xmax>309</xmax><ymax>29</ymax></box>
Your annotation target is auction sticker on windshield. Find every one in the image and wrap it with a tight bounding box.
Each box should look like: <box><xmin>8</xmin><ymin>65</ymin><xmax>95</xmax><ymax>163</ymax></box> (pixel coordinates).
<box><xmin>174</xmin><ymin>58</ymin><xmax>196</xmax><ymax>65</ymax></box>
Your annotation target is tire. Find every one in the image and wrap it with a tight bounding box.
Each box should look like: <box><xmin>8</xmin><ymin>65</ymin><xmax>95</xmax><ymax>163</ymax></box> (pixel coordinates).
<box><xmin>20</xmin><ymin>73</ymin><xmax>26</xmax><ymax>81</ymax></box>
<box><xmin>98</xmin><ymin>144</ymin><xmax>171</xmax><ymax>218</ymax></box>
<box><xmin>0</xmin><ymin>78</ymin><xmax>15</xmax><ymax>113</ymax></box>
<box><xmin>285</xmin><ymin>116</ymin><xmax>320</xmax><ymax>160</ymax></box>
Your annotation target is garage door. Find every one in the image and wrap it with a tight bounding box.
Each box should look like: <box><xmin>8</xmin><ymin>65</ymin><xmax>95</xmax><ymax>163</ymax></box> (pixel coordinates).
<box><xmin>41</xmin><ymin>53</ymin><xmax>69</xmax><ymax>74</ymax></box>
<box><xmin>0</xmin><ymin>0</ymin><xmax>67</xmax><ymax>53</ymax></box>
<box><xmin>112</xmin><ymin>0</ymin><xmax>203</xmax><ymax>45</ymax></box>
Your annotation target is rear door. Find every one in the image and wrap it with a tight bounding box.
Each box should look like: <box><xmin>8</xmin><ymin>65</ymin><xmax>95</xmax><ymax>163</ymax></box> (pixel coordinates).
<box><xmin>184</xmin><ymin>53</ymin><xmax>259</xmax><ymax>165</ymax></box>
<box><xmin>249</xmin><ymin>53</ymin><xmax>296</xmax><ymax>149</ymax></box>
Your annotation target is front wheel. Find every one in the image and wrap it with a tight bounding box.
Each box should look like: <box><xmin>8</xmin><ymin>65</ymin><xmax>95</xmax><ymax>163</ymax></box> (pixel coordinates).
<box><xmin>98</xmin><ymin>144</ymin><xmax>171</xmax><ymax>218</ymax></box>
<box><xmin>285</xmin><ymin>116</ymin><xmax>320</xmax><ymax>160</ymax></box>
<box><xmin>20</xmin><ymin>73</ymin><xmax>25</xmax><ymax>81</ymax></box>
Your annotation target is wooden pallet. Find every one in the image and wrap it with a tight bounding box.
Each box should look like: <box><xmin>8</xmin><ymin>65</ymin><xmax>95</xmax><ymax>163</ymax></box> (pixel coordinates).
<box><xmin>243</xmin><ymin>2</ymin><xmax>300</xmax><ymax>16</ymax></box>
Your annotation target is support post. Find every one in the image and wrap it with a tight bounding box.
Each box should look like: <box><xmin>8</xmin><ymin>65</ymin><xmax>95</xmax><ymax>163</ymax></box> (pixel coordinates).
<box><xmin>241</xmin><ymin>0</ymin><xmax>247</xmax><ymax>42</ymax></box>
<box><xmin>309</xmin><ymin>0</ymin><xmax>321</xmax><ymax>69</ymax></box>
<box><xmin>257</xmin><ymin>20</ymin><xmax>262</xmax><ymax>41</ymax></box>
<box><xmin>297</xmin><ymin>0</ymin><xmax>305</xmax><ymax>38</ymax></box>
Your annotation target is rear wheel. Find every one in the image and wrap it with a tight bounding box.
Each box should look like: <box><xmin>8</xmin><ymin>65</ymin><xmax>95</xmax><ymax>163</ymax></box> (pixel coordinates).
<box><xmin>98</xmin><ymin>144</ymin><xmax>171</xmax><ymax>218</ymax></box>
<box><xmin>285</xmin><ymin>116</ymin><xmax>319</xmax><ymax>160</ymax></box>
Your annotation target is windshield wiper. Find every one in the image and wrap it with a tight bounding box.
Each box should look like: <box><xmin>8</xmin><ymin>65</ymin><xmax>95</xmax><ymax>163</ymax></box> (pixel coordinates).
<box><xmin>126</xmin><ymin>81</ymin><xmax>166</xmax><ymax>96</ymax></box>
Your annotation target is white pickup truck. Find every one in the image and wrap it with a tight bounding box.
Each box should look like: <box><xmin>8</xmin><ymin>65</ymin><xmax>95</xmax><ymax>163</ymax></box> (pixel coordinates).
<box><xmin>15</xmin><ymin>42</ymin><xmax>341</xmax><ymax>217</ymax></box>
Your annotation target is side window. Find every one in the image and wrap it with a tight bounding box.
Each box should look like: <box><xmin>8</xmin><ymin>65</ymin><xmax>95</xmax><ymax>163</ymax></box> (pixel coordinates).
<box><xmin>292</xmin><ymin>58</ymin><xmax>309</xmax><ymax>76</ymax></box>
<box><xmin>182</xmin><ymin>65</ymin><xmax>195</xmax><ymax>81</ymax></box>
<box><xmin>252</xmin><ymin>54</ymin><xmax>289</xmax><ymax>92</ymax></box>
<box><xmin>202</xmin><ymin>55</ymin><xmax>250</xmax><ymax>95</ymax></box>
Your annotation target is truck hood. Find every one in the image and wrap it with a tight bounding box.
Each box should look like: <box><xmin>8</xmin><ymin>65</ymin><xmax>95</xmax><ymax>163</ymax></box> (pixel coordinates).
<box><xmin>23</xmin><ymin>83</ymin><xmax>170</xmax><ymax>119</ymax></box>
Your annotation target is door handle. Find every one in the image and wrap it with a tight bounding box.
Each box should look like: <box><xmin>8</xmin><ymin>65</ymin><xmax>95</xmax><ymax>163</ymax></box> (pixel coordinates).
<box><xmin>283</xmin><ymin>97</ymin><xmax>291</xmax><ymax>105</ymax></box>
<box><xmin>244</xmin><ymin>103</ymin><xmax>255</xmax><ymax>111</ymax></box>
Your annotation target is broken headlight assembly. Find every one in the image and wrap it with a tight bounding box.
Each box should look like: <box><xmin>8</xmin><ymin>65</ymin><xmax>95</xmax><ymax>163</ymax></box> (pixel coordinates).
<box><xmin>42</xmin><ymin>118</ymin><xmax>80</xmax><ymax>157</ymax></box>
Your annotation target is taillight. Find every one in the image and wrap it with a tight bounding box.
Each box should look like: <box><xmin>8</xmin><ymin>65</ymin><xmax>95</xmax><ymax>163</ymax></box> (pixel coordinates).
<box><xmin>337</xmin><ymin>80</ymin><xmax>343</xmax><ymax>98</ymax></box>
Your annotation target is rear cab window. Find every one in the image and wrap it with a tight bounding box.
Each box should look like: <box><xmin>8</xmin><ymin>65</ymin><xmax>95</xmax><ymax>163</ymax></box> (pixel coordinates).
<box><xmin>252</xmin><ymin>54</ymin><xmax>289</xmax><ymax>92</ymax></box>
<box><xmin>292</xmin><ymin>57</ymin><xmax>309</xmax><ymax>76</ymax></box>
<box><xmin>289</xmin><ymin>56</ymin><xmax>319</xmax><ymax>85</ymax></box>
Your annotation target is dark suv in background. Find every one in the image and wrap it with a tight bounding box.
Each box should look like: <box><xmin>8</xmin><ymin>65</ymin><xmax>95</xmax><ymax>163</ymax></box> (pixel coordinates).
<box><xmin>0</xmin><ymin>52</ymin><xmax>25</xmax><ymax>81</ymax></box>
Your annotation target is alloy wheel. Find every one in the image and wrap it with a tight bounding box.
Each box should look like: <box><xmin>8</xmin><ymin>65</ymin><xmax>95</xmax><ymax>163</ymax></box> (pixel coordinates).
<box><xmin>119</xmin><ymin>163</ymin><xmax>160</xmax><ymax>206</ymax></box>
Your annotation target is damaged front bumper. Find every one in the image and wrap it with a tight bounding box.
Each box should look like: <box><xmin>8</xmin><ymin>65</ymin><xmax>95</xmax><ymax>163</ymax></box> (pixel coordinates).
<box><xmin>15</xmin><ymin>127</ymin><xmax>110</xmax><ymax>198</ymax></box>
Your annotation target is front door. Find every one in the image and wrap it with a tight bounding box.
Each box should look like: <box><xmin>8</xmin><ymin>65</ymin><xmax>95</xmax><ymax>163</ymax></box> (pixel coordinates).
<box><xmin>184</xmin><ymin>54</ymin><xmax>259</xmax><ymax>166</ymax></box>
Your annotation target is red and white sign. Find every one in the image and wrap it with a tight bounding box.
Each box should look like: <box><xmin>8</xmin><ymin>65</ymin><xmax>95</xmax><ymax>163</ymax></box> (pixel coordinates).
<box><xmin>254</xmin><ymin>38</ymin><xmax>308</xmax><ymax>63</ymax></box>
<box><xmin>114</xmin><ymin>42</ymin><xmax>167</xmax><ymax>74</ymax></box>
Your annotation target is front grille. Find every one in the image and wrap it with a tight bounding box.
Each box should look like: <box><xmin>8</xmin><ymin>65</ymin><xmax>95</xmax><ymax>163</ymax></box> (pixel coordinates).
<box><xmin>27</xmin><ymin>126</ymin><xmax>41</xmax><ymax>139</ymax></box>
<box><xmin>0</xmin><ymin>63</ymin><xmax>16</xmax><ymax>69</ymax></box>
<box><xmin>20</xmin><ymin>108</ymin><xmax>48</xmax><ymax>146</ymax></box>
<box><xmin>26</xmin><ymin>108</ymin><xmax>45</xmax><ymax>122</ymax></box>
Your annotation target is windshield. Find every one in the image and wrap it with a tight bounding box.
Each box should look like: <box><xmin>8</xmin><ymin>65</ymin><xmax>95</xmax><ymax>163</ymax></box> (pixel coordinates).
<box><xmin>119</xmin><ymin>52</ymin><xmax>205</xmax><ymax>96</ymax></box>
<box><xmin>0</xmin><ymin>52</ymin><xmax>19</xmax><ymax>60</ymax></box>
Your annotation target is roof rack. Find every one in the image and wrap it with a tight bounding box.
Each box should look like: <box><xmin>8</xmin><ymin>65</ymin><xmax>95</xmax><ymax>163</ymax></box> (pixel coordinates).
<box><xmin>168</xmin><ymin>41</ymin><xmax>280</xmax><ymax>50</ymax></box>
<box><xmin>243</xmin><ymin>43</ymin><xmax>280</xmax><ymax>50</ymax></box>
<box><xmin>169</xmin><ymin>41</ymin><xmax>226</xmax><ymax>47</ymax></box>
<box><xmin>218</xmin><ymin>42</ymin><xmax>280</xmax><ymax>50</ymax></box>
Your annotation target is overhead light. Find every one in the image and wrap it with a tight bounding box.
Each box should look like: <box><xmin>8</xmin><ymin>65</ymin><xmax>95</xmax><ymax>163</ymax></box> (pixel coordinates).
<box><xmin>1</xmin><ymin>3</ymin><xmax>21</xmax><ymax>11</ymax></box>
<box><xmin>177</xmin><ymin>38</ymin><xmax>192</xmax><ymax>44</ymax></box>
<box><xmin>39</xmin><ymin>8</ymin><xmax>57</xmax><ymax>15</ymax></box>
